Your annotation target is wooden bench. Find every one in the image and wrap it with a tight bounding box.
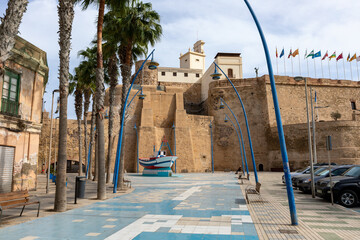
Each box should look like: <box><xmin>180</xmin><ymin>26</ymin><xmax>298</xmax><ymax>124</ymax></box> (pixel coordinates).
<box><xmin>245</xmin><ymin>182</ymin><xmax>261</xmax><ymax>203</ymax></box>
<box><xmin>0</xmin><ymin>190</ymin><xmax>40</xmax><ymax>223</ymax></box>
<box><xmin>238</xmin><ymin>173</ymin><xmax>249</xmax><ymax>184</ymax></box>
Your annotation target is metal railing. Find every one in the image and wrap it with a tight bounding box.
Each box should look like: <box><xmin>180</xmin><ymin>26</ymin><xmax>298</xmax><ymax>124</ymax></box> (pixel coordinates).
<box><xmin>1</xmin><ymin>98</ymin><xmax>19</xmax><ymax>117</ymax></box>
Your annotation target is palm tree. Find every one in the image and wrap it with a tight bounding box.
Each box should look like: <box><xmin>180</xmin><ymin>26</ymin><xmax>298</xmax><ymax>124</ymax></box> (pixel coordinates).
<box><xmin>104</xmin><ymin>1</ymin><xmax>162</xmax><ymax>189</ymax></box>
<box><xmin>0</xmin><ymin>0</ymin><xmax>29</xmax><ymax>71</ymax></box>
<box><xmin>55</xmin><ymin>0</ymin><xmax>75</xmax><ymax>212</ymax></box>
<box><xmin>69</xmin><ymin>71</ymin><xmax>84</xmax><ymax>176</ymax></box>
<box><xmin>76</xmin><ymin>0</ymin><xmax>127</xmax><ymax>200</ymax></box>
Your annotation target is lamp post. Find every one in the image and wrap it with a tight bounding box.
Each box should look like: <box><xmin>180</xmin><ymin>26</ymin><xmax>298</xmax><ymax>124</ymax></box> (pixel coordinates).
<box><xmin>294</xmin><ymin>76</ymin><xmax>315</xmax><ymax>198</ymax></box>
<box><xmin>54</xmin><ymin>116</ymin><xmax>59</xmax><ymax>175</ymax></box>
<box><xmin>209</xmin><ymin>120</ymin><xmax>214</xmax><ymax>173</ymax></box>
<box><xmin>134</xmin><ymin>123</ymin><xmax>139</xmax><ymax>173</ymax></box>
<box><xmin>172</xmin><ymin>123</ymin><xmax>176</xmax><ymax>173</ymax></box>
<box><xmin>312</xmin><ymin>103</ymin><xmax>329</xmax><ymax>165</ymax></box>
<box><xmin>242</xmin><ymin>0</ymin><xmax>297</xmax><ymax>225</ymax></box>
<box><xmin>224</xmin><ymin>114</ymin><xmax>245</xmax><ymax>176</ymax></box>
<box><xmin>46</xmin><ymin>89</ymin><xmax>59</xmax><ymax>194</ymax></box>
<box><xmin>113</xmin><ymin>50</ymin><xmax>158</xmax><ymax>193</ymax></box>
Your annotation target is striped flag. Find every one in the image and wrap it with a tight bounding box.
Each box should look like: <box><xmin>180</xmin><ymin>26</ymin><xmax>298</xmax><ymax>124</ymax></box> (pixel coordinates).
<box><xmin>307</xmin><ymin>50</ymin><xmax>314</xmax><ymax>58</ymax></box>
<box><xmin>347</xmin><ymin>53</ymin><xmax>351</xmax><ymax>62</ymax></box>
<box><xmin>350</xmin><ymin>53</ymin><xmax>356</xmax><ymax>62</ymax></box>
<box><xmin>292</xmin><ymin>49</ymin><xmax>299</xmax><ymax>57</ymax></box>
<box><xmin>329</xmin><ymin>52</ymin><xmax>336</xmax><ymax>60</ymax></box>
<box><xmin>322</xmin><ymin>51</ymin><xmax>328</xmax><ymax>60</ymax></box>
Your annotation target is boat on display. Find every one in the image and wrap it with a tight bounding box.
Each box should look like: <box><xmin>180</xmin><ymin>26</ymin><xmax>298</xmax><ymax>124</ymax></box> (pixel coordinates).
<box><xmin>139</xmin><ymin>151</ymin><xmax>177</xmax><ymax>169</ymax></box>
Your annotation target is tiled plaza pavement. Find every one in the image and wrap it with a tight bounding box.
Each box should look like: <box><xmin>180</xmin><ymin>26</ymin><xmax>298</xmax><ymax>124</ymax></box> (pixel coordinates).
<box><xmin>243</xmin><ymin>172</ymin><xmax>360</xmax><ymax>240</ymax></box>
<box><xmin>0</xmin><ymin>173</ymin><xmax>258</xmax><ymax>240</ymax></box>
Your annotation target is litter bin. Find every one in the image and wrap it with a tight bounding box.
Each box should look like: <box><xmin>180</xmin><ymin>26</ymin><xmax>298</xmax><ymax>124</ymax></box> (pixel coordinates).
<box><xmin>75</xmin><ymin>176</ymin><xmax>86</xmax><ymax>203</ymax></box>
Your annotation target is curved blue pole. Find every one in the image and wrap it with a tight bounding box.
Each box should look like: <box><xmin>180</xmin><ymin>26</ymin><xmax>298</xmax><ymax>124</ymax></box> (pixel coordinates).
<box><xmin>225</xmin><ymin>113</ymin><xmax>245</xmax><ymax>176</ymax></box>
<box><xmin>113</xmin><ymin>49</ymin><xmax>155</xmax><ymax>193</ymax></box>
<box><xmin>243</xmin><ymin>0</ymin><xmax>297</xmax><ymax>225</ymax></box>
<box><xmin>126</xmin><ymin>88</ymin><xmax>142</xmax><ymax>109</ymax></box>
<box><xmin>214</xmin><ymin>62</ymin><xmax>257</xmax><ymax>183</ymax></box>
<box><xmin>173</xmin><ymin>124</ymin><xmax>177</xmax><ymax>173</ymax></box>
<box><xmin>86</xmin><ymin>126</ymin><xmax>95</xmax><ymax>178</ymax></box>
<box><xmin>222</xmin><ymin>99</ymin><xmax>249</xmax><ymax>177</ymax></box>
<box><xmin>209</xmin><ymin>121</ymin><xmax>214</xmax><ymax>173</ymax></box>
<box><xmin>134</xmin><ymin>124</ymin><xmax>139</xmax><ymax>173</ymax></box>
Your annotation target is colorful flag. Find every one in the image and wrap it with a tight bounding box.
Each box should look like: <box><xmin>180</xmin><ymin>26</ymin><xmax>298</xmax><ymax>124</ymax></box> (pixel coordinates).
<box><xmin>336</xmin><ymin>53</ymin><xmax>343</xmax><ymax>61</ymax></box>
<box><xmin>292</xmin><ymin>49</ymin><xmax>299</xmax><ymax>57</ymax></box>
<box><xmin>279</xmin><ymin>48</ymin><xmax>284</xmax><ymax>58</ymax></box>
<box><xmin>276</xmin><ymin>48</ymin><xmax>278</xmax><ymax>58</ymax></box>
<box><xmin>312</xmin><ymin>51</ymin><xmax>321</xmax><ymax>59</ymax></box>
<box><xmin>322</xmin><ymin>51</ymin><xmax>328</xmax><ymax>60</ymax></box>
<box><xmin>288</xmin><ymin>49</ymin><xmax>293</xmax><ymax>58</ymax></box>
<box><xmin>350</xmin><ymin>53</ymin><xmax>356</xmax><ymax>62</ymax></box>
<box><xmin>329</xmin><ymin>51</ymin><xmax>336</xmax><ymax>60</ymax></box>
<box><xmin>307</xmin><ymin>50</ymin><xmax>314</xmax><ymax>58</ymax></box>
<box><xmin>347</xmin><ymin>53</ymin><xmax>351</xmax><ymax>62</ymax></box>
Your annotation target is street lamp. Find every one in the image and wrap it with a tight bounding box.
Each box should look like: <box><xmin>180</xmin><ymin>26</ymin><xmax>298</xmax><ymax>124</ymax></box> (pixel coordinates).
<box><xmin>126</xmin><ymin>87</ymin><xmax>146</xmax><ymax>109</ymax></box>
<box><xmin>113</xmin><ymin>50</ymin><xmax>158</xmax><ymax>193</ymax></box>
<box><xmin>46</xmin><ymin>89</ymin><xmax>59</xmax><ymax>194</ymax></box>
<box><xmin>209</xmin><ymin>120</ymin><xmax>214</xmax><ymax>173</ymax></box>
<box><xmin>172</xmin><ymin>123</ymin><xmax>176</xmax><ymax>173</ymax></box>
<box><xmin>294</xmin><ymin>76</ymin><xmax>315</xmax><ymax>198</ymax></box>
<box><xmin>312</xmin><ymin>104</ymin><xmax>329</xmax><ymax>165</ymax></box>
<box><xmin>219</xmin><ymin>97</ymin><xmax>249</xmax><ymax>178</ymax></box>
<box><xmin>134</xmin><ymin>123</ymin><xmax>139</xmax><ymax>173</ymax></box>
<box><xmin>224</xmin><ymin>114</ymin><xmax>245</xmax><ymax>176</ymax></box>
<box><xmin>243</xmin><ymin>0</ymin><xmax>297</xmax><ymax>225</ymax></box>
<box><xmin>212</xmin><ymin>65</ymin><xmax>256</xmax><ymax>182</ymax></box>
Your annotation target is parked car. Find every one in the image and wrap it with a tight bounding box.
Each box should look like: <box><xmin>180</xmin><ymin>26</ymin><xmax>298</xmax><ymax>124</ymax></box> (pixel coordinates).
<box><xmin>296</xmin><ymin>165</ymin><xmax>353</xmax><ymax>193</ymax></box>
<box><xmin>316</xmin><ymin>165</ymin><xmax>360</xmax><ymax>208</ymax></box>
<box><xmin>282</xmin><ymin>163</ymin><xmax>336</xmax><ymax>183</ymax></box>
<box><xmin>292</xmin><ymin>166</ymin><xmax>327</xmax><ymax>188</ymax></box>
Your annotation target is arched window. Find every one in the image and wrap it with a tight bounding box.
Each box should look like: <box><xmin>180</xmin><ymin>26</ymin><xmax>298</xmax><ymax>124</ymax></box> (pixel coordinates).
<box><xmin>228</xmin><ymin>68</ymin><xmax>233</xmax><ymax>78</ymax></box>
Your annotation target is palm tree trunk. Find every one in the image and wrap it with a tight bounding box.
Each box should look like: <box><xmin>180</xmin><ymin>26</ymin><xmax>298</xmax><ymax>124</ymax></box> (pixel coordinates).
<box><xmin>88</xmin><ymin>98</ymin><xmax>96</xmax><ymax>180</ymax></box>
<box><xmin>83</xmin><ymin>90</ymin><xmax>91</xmax><ymax>177</ymax></box>
<box><xmin>75</xmin><ymin>90</ymin><xmax>83</xmax><ymax>176</ymax></box>
<box><xmin>117</xmin><ymin>45</ymin><xmax>133</xmax><ymax>190</ymax></box>
<box><xmin>55</xmin><ymin>0</ymin><xmax>74</xmax><ymax>212</ymax></box>
<box><xmin>0</xmin><ymin>0</ymin><xmax>28</xmax><ymax>68</ymax></box>
<box><xmin>106</xmin><ymin>54</ymin><xmax>118</xmax><ymax>183</ymax></box>
<box><xmin>96</xmin><ymin>0</ymin><xmax>106</xmax><ymax>200</ymax></box>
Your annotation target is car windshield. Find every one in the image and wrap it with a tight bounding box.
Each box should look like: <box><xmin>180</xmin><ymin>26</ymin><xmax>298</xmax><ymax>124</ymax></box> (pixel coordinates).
<box><xmin>316</xmin><ymin>169</ymin><xmax>330</xmax><ymax>176</ymax></box>
<box><xmin>344</xmin><ymin>166</ymin><xmax>360</xmax><ymax>177</ymax></box>
<box><xmin>314</xmin><ymin>167</ymin><xmax>327</xmax><ymax>174</ymax></box>
<box><xmin>296</xmin><ymin>167</ymin><xmax>308</xmax><ymax>173</ymax></box>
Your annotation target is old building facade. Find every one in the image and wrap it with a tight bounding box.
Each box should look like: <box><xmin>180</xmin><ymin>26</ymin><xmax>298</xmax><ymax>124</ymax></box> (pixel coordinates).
<box><xmin>0</xmin><ymin>36</ymin><xmax>48</xmax><ymax>192</ymax></box>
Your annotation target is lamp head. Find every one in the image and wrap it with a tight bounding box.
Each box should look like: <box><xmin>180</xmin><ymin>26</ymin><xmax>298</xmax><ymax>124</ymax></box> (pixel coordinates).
<box><xmin>134</xmin><ymin>123</ymin><xmax>137</xmax><ymax>129</ymax></box>
<box><xmin>294</xmin><ymin>76</ymin><xmax>306</xmax><ymax>82</ymax></box>
<box><xmin>138</xmin><ymin>88</ymin><xmax>146</xmax><ymax>100</ymax></box>
<box><xmin>148</xmin><ymin>54</ymin><xmax>159</xmax><ymax>70</ymax></box>
<box><xmin>172</xmin><ymin>123</ymin><xmax>175</xmax><ymax>129</ymax></box>
<box><xmin>219</xmin><ymin>100</ymin><xmax>225</xmax><ymax>109</ymax></box>
<box><xmin>211</xmin><ymin>65</ymin><xmax>222</xmax><ymax>80</ymax></box>
<box><xmin>224</xmin><ymin>116</ymin><xmax>229</xmax><ymax>123</ymax></box>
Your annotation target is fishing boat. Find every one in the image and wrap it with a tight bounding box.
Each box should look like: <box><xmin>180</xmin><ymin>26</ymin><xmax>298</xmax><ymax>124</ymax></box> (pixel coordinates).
<box><xmin>139</xmin><ymin>151</ymin><xmax>177</xmax><ymax>169</ymax></box>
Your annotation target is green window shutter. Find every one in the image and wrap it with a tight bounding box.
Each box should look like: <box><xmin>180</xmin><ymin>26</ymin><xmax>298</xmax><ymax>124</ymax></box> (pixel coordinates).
<box><xmin>1</xmin><ymin>70</ymin><xmax>20</xmax><ymax>116</ymax></box>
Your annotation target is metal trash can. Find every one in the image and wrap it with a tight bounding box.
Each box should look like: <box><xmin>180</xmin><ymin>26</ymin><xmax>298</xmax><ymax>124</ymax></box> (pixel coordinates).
<box><xmin>75</xmin><ymin>176</ymin><xmax>86</xmax><ymax>199</ymax></box>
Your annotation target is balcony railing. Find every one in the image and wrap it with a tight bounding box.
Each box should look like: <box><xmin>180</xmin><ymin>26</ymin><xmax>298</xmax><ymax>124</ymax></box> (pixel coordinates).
<box><xmin>1</xmin><ymin>98</ymin><xmax>19</xmax><ymax>117</ymax></box>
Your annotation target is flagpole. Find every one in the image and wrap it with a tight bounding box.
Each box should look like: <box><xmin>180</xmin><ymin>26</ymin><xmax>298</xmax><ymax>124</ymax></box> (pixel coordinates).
<box><xmin>291</xmin><ymin>55</ymin><xmax>294</xmax><ymax>76</ymax></box>
<box><xmin>336</xmin><ymin>60</ymin><xmax>339</xmax><ymax>79</ymax></box>
<box><xmin>342</xmin><ymin>58</ymin><xmax>346</xmax><ymax>79</ymax></box>
<box><xmin>307</xmin><ymin>58</ymin><xmax>309</xmax><ymax>77</ymax></box>
<box><xmin>328</xmin><ymin>60</ymin><xmax>331</xmax><ymax>79</ymax></box>
<box><xmin>321</xmin><ymin>60</ymin><xmax>324</xmax><ymax>79</ymax></box>
<box><xmin>357</xmin><ymin>61</ymin><xmax>360</xmax><ymax>81</ymax></box>
<box><xmin>276</xmin><ymin>57</ymin><xmax>279</xmax><ymax>75</ymax></box>
<box><xmin>313</xmin><ymin>58</ymin><xmax>317</xmax><ymax>78</ymax></box>
<box><xmin>298</xmin><ymin>55</ymin><xmax>301</xmax><ymax>75</ymax></box>
<box><xmin>350</xmin><ymin>60</ymin><xmax>353</xmax><ymax>80</ymax></box>
<box><xmin>284</xmin><ymin>52</ymin><xmax>286</xmax><ymax>76</ymax></box>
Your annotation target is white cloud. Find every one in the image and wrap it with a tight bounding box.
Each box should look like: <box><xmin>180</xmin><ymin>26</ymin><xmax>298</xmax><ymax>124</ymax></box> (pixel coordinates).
<box><xmin>1</xmin><ymin>0</ymin><xmax>360</xmax><ymax>118</ymax></box>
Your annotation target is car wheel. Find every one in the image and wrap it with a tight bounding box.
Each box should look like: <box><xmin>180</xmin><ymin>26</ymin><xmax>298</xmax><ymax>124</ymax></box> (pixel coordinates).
<box><xmin>339</xmin><ymin>190</ymin><xmax>358</xmax><ymax>208</ymax></box>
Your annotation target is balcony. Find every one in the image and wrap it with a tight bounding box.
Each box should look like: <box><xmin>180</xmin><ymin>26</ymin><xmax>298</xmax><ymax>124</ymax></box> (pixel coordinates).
<box><xmin>1</xmin><ymin>98</ymin><xmax>19</xmax><ymax>117</ymax></box>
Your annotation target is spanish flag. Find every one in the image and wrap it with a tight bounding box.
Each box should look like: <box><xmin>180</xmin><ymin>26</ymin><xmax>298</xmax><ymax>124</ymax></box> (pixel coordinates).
<box><xmin>329</xmin><ymin>52</ymin><xmax>336</xmax><ymax>60</ymax></box>
<box><xmin>292</xmin><ymin>49</ymin><xmax>299</xmax><ymax>57</ymax></box>
<box><xmin>350</xmin><ymin>53</ymin><xmax>357</xmax><ymax>62</ymax></box>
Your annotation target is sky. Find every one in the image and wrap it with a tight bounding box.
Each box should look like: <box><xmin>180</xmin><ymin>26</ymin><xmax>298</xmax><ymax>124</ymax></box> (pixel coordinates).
<box><xmin>1</xmin><ymin>0</ymin><xmax>360</xmax><ymax>119</ymax></box>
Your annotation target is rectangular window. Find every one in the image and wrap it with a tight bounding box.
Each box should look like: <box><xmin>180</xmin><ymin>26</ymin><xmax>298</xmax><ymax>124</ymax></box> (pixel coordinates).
<box><xmin>173</xmin><ymin>72</ymin><xmax>177</xmax><ymax>76</ymax></box>
<box><xmin>161</xmin><ymin>72</ymin><xmax>165</xmax><ymax>76</ymax></box>
<box><xmin>351</xmin><ymin>101</ymin><xmax>356</xmax><ymax>110</ymax></box>
<box><xmin>1</xmin><ymin>70</ymin><xmax>20</xmax><ymax>116</ymax></box>
<box><xmin>196</xmin><ymin>73</ymin><xmax>200</xmax><ymax>77</ymax></box>
<box><xmin>184</xmin><ymin>73</ymin><xmax>188</xmax><ymax>77</ymax></box>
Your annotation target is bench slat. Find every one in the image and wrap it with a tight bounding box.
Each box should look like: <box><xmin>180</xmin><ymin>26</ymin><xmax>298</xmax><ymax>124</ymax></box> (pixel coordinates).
<box><xmin>0</xmin><ymin>191</ymin><xmax>29</xmax><ymax>201</ymax></box>
<box><xmin>1</xmin><ymin>201</ymin><xmax>39</xmax><ymax>210</ymax></box>
<box><xmin>0</xmin><ymin>198</ymin><xmax>29</xmax><ymax>207</ymax></box>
